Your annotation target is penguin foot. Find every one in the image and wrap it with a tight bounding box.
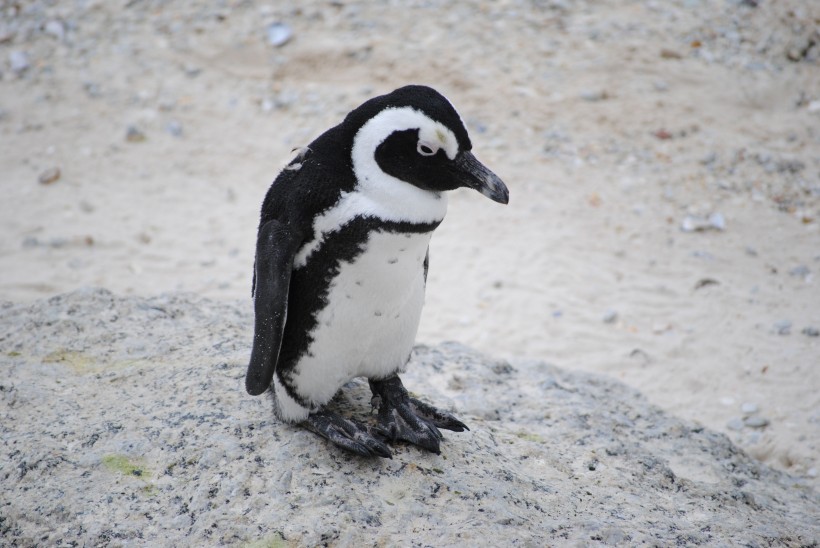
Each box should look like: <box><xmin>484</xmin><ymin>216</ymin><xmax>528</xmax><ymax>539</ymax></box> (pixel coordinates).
<box><xmin>304</xmin><ymin>410</ymin><xmax>392</xmax><ymax>459</ymax></box>
<box><xmin>369</xmin><ymin>375</ymin><xmax>468</xmax><ymax>454</ymax></box>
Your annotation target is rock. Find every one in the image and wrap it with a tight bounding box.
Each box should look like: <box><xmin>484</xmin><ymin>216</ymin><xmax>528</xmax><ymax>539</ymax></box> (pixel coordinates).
<box><xmin>743</xmin><ymin>416</ymin><xmax>770</xmax><ymax>428</ymax></box>
<box><xmin>726</xmin><ymin>417</ymin><xmax>745</xmax><ymax>431</ymax></box>
<box><xmin>602</xmin><ymin>309</ymin><xmax>618</xmax><ymax>324</ymax></box>
<box><xmin>660</xmin><ymin>48</ymin><xmax>683</xmax><ymax>59</ymax></box>
<box><xmin>44</xmin><ymin>20</ymin><xmax>65</xmax><ymax>40</ymax></box>
<box><xmin>681</xmin><ymin>213</ymin><xmax>726</xmax><ymax>232</ymax></box>
<box><xmin>773</xmin><ymin>320</ymin><xmax>792</xmax><ymax>335</ymax></box>
<box><xmin>802</xmin><ymin>326</ymin><xmax>820</xmax><ymax>337</ymax></box>
<box><xmin>165</xmin><ymin>120</ymin><xmax>183</xmax><ymax>137</ymax></box>
<box><xmin>580</xmin><ymin>89</ymin><xmax>607</xmax><ymax>102</ymax></box>
<box><xmin>741</xmin><ymin>402</ymin><xmax>759</xmax><ymax>415</ymax></box>
<box><xmin>37</xmin><ymin>167</ymin><xmax>61</xmax><ymax>185</ymax></box>
<box><xmin>0</xmin><ymin>289</ymin><xmax>817</xmax><ymax>545</ymax></box>
<box><xmin>9</xmin><ymin>50</ymin><xmax>29</xmax><ymax>75</ymax></box>
<box><xmin>266</xmin><ymin>22</ymin><xmax>292</xmax><ymax>47</ymax></box>
<box><xmin>125</xmin><ymin>125</ymin><xmax>146</xmax><ymax>142</ymax></box>
<box><xmin>789</xmin><ymin>265</ymin><xmax>810</xmax><ymax>279</ymax></box>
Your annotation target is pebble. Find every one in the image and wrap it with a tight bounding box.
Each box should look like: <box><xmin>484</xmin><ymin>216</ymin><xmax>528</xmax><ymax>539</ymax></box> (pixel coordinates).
<box><xmin>741</xmin><ymin>402</ymin><xmax>758</xmax><ymax>415</ymax></box>
<box><xmin>726</xmin><ymin>417</ymin><xmax>744</xmax><ymax>431</ymax></box>
<box><xmin>788</xmin><ymin>265</ymin><xmax>810</xmax><ymax>279</ymax></box>
<box><xmin>38</xmin><ymin>167</ymin><xmax>61</xmax><ymax>185</ymax></box>
<box><xmin>126</xmin><ymin>126</ymin><xmax>146</xmax><ymax>142</ymax></box>
<box><xmin>743</xmin><ymin>416</ymin><xmax>769</xmax><ymax>428</ymax></box>
<box><xmin>580</xmin><ymin>89</ymin><xmax>607</xmax><ymax>102</ymax></box>
<box><xmin>266</xmin><ymin>22</ymin><xmax>292</xmax><ymax>47</ymax></box>
<box><xmin>681</xmin><ymin>212</ymin><xmax>726</xmax><ymax>232</ymax></box>
<box><xmin>801</xmin><ymin>326</ymin><xmax>819</xmax><ymax>337</ymax></box>
<box><xmin>44</xmin><ymin>20</ymin><xmax>65</xmax><ymax>40</ymax></box>
<box><xmin>773</xmin><ymin>320</ymin><xmax>792</xmax><ymax>335</ymax></box>
<box><xmin>660</xmin><ymin>48</ymin><xmax>683</xmax><ymax>59</ymax></box>
<box><xmin>602</xmin><ymin>310</ymin><xmax>618</xmax><ymax>324</ymax></box>
<box><xmin>9</xmin><ymin>50</ymin><xmax>30</xmax><ymax>74</ymax></box>
<box><xmin>165</xmin><ymin>120</ymin><xmax>183</xmax><ymax>137</ymax></box>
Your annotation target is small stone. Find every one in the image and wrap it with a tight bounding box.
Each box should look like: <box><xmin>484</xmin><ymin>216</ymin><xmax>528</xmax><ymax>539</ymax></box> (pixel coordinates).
<box><xmin>653</xmin><ymin>80</ymin><xmax>669</xmax><ymax>92</ymax></box>
<box><xmin>660</xmin><ymin>48</ymin><xmax>683</xmax><ymax>59</ymax></box>
<box><xmin>681</xmin><ymin>213</ymin><xmax>725</xmax><ymax>232</ymax></box>
<box><xmin>126</xmin><ymin>126</ymin><xmax>146</xmax><ymax>142</ymax></box>
<box><xmin>801</xmin><ymin>326</ymin><xmax>819</xmax><ymax>337</ymax></box>
<box><xmin>740</xmin><ymin>402</ymin><xmax>759</xmax><ymax>415</ymax></box>
<box><xmin>743</xmin><ymin>416</ymin><xmax>769</xmax><ymax>428</ymax></box>
<box><xmin>602</xmin><ymin>310</ymin><xmax>618</xmax><ymax>324</ymax></box>
<box><xmin>708</xmin><ymin>212</ymin><xmax>726</xmax><ymax>230</ymax></box>
<box><xmin>580</xmin><ymin>90</ymin><xmax>607</xmax><ymax>102</ymax></box>
<box><xmin>165</xmin><ymin>120</ymin><xmax>183</xmax><ymax>137</ymax></box>
<box><xmin>9</xmin><ymin>50</ymin><xmax>30</xmax><ymax>74</ymax></box>
<box><xmin>38</xmin><ymin>167</ymin><xmax>61</xmax><ymax>185</ymax></box>
<box><xmin>83</xmin><ymin>82</ymin><xmax>102</xmax><ymax>98</ymax></box>
<box><xmin>266</xmin><ymin>22</ymin><xmax>292</xmax><ymax>47</ymax></box>
<box><xmin>773</xmin><ymin>320</ymin><xmax>792</xmax><ymax>335</ymax></box>
<box><xmin>788</xmin><ymin>265</ymin><xmax>810</xmax><ymax>278</ymax></box>
<box><xmin>0</xmin><ymin>28</ymin><xmax>15</xmax><ymax>44</ymax></box>
<box><xmin>726</xmin><ymin>417</ymin><xmax>744</xmax><ymax>431</ymax></box>
<box><xmin>694</xmin><ymin>278</ymin><xmax>719</xmax><ymax>290</ymax></box>
<box><xmin>44</xmin><ymin>20</ymin><xmax>65</xmax><ymax>40</ymax></box>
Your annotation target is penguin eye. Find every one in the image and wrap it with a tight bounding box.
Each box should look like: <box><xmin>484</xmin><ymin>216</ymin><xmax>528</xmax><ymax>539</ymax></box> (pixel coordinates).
<box><xmin>417</xmin><ymin>141</ymin><xmax>438</xmax><ymax>157</ymax></box>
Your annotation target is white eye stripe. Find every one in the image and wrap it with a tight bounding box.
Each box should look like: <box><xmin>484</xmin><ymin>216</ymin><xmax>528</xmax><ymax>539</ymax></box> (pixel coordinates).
<box><xmin>417</xmin><ymin>141</ymin><xmax>438</xmax><ymax>156</ymax></box>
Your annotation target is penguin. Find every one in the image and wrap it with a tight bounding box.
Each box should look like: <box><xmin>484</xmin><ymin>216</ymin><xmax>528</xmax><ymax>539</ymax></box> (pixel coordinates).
<box><xmin>246</xmin><ymin>85</ymin><xmax>508</xmax><ymax>458</ymax></box>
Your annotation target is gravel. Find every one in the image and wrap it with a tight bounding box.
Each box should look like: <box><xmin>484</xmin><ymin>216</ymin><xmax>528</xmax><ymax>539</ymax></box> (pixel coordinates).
<box><xmin>1</xmin><ymin>289</ymin><xmax>817</xmax><ymax>546</ymax></box>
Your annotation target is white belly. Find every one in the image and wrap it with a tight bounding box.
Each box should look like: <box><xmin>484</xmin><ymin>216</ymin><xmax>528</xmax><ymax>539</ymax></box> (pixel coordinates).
<box><xmin>288</xmin><ymin>229</ymin><xmax>432</xmax><ymax>407</ymax></box>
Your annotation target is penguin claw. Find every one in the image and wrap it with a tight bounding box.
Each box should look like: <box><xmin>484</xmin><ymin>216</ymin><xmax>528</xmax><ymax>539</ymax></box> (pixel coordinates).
<box><xmin>369</xmin><ymin>376</ymin><xmax>467</xmax><ymax>454</ymax></box>
<box><xmin>304</xmin><ymin>410</ymin><xmax>392</xmax><ymax>459</ymax></box>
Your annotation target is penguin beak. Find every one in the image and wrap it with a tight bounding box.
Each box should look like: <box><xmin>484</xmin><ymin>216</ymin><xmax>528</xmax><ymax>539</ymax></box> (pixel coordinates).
<box><xmin>452</xmin><ymin>151</ymin><xmax>509</xmax><ymax>204</ymax></box>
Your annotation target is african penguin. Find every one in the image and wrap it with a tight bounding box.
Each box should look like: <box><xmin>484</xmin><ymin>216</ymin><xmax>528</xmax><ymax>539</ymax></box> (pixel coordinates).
<box><xmin>246</xmin><ymin>85</ymin><xmax>508</xmax><ymax>458</ymax></box>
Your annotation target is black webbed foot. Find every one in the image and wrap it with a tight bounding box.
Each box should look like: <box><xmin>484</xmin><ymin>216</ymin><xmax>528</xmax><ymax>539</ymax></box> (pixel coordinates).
<box><xmin>304</xmin><ymin>410</ymin><xmax>392</xmax><ymax>459</ymax></box>
<box><xmin>369</xmin><ymin>375</ymin><xmax>468</xmax><ymax>454</ymax></box>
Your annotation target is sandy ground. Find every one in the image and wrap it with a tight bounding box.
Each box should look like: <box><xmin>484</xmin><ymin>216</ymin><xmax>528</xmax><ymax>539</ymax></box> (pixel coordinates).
<box><xmin>1</xmin><ymin>0</ymin><xmax>818</xmax><ymax>486</ymax></box>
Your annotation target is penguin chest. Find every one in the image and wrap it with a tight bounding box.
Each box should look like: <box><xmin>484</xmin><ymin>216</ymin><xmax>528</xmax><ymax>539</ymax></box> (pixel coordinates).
<box><xmin>292</xmin><ymin>229</ymin><xmax>432</xmax><ymax>403</ymax></box>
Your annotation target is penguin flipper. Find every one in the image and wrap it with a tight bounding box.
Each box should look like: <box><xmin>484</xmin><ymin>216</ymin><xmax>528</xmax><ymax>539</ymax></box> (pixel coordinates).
<box><xmin>246</xmin><ymin>219</ymin><xmax>301</xmax><ymax>396</ymax></box>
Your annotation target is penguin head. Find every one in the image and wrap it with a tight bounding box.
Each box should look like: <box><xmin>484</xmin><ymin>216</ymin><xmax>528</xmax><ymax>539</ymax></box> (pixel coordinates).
<box><xmin>347</xmin><ymin>85</ymin><xmax>509</xmax><ymax>204</ymax></box>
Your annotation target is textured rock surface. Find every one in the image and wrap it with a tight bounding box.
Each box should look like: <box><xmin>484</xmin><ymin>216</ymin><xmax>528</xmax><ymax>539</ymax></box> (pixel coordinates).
<box><xmin>1</xmin><ymin>289</ymin><xmax>817</xmax><ymax>546</ymax></box>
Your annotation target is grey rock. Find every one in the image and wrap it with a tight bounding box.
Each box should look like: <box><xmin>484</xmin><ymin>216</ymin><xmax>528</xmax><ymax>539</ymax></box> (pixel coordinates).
<box><xmin>165</xmin><ymin>120</ymin><xmax>183</xmax><ymax>137</ymax></box>
<box><xmin>744</xmin><ymin>416</ymin><xmax>770</xmax><ymax>428</ymax></box>
<box><xmin>266</xmin><ymin>22</ymin><xmax>292</xmax><ymax>47</ymax></box>
<box><xmin>44</xmin><ymin>20</ymin><xmax>65</xmax><ymax>40</ymax></box>
<box><xmin>789</xmin><ymin>265</ymin><xmax>810</xmax><ymax>279</ymax></box>
<box><xmin>125</xmin><ymin>125</ymin><xmax>146</xmax><ymax>142</ymax></box>
<box><xmin>602</xmin><ymin>309</ymin><xmax>618</xmax><ymax>324</ymax></box>
<box><xmin>741</xmin><ymin>402</ymin><xmax>759</xmax><ymax>415</ymax></box>
<box><xmin>9</xmin><ymin>50</ymin><xmax>29</xmax><ymax>74</ymax></box>
<box><xmin>726</xmin><ymin>417</ymin><xmax>745</xmax><ymax>431</ymax></box>
<box><xmin>580</xmin><ymin>89</ymin><xmax>608</xmax><ymax>102</ymax></box>
<box><xmin>0</xmin><ymin>289</ymin><xmax>817</xmax><ymax>546</ymax></box>
<box><xmin>773</xmin><ymin>319</ymin><xmax>792</xmax><ymax>335</ymax></box>
<box><xmin>37</xmin><ymin>167</ymin><xmax>61</xmax><ymax>185</ymax></box>
<box><xmin>681</xmin><ymin>212</ymin><xmax>726</xmax><ymax>232</ymax></box>
<box><xmin>802</xmin><ymin>326</ymin><xmax>820</xmax><ymax>337</ymax></box>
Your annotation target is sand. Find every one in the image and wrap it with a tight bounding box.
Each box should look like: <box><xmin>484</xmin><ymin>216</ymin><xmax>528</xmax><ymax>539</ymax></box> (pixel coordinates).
<box><xmin>1</xmin><ymin>0</ymin><xmax>818</xmax><ymax>488</ymax></box>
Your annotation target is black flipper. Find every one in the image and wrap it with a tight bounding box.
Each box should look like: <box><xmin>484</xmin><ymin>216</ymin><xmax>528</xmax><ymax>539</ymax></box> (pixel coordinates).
<box><xmin>369</xmin><ymin>376</ymin><xmax>468</xmax><ymax>454</ymax></box>
<box><xmin>245</xmin><ymin>219</ymin><xmax>301</xmax><ymax>396</ymax></box>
